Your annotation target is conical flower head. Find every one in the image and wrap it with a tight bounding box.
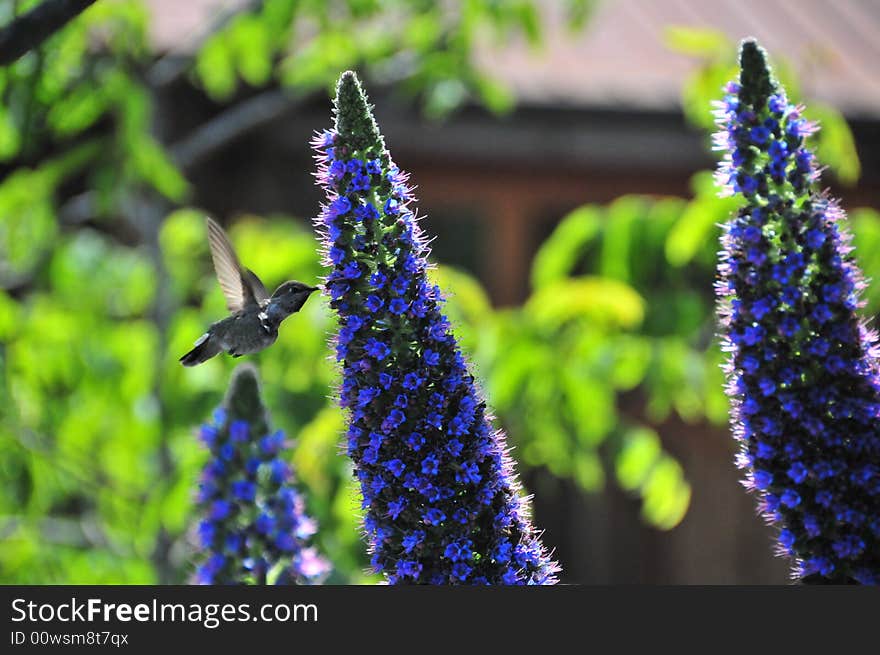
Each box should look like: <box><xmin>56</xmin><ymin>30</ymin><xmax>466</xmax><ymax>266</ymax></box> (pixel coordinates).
<box><xmin>715</xmin><ymin>39</ymin><xmax>880</xmax><ymax>584</ymax></box>
<box><xmin>194</xmin><ymin>364</ymin><xmax>330</xmax><ymax>584</ymax></box>
<box><xmin>313</xmin><ymin>71</ymin><xmax>559</xmax><ymax>584</ymax></box>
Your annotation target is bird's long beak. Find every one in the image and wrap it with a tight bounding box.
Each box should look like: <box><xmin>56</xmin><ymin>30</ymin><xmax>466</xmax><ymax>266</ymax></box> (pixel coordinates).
<box><xmin>309</xmin><ymin>285</ymin><xmax>321</xmax><ymax>293</ymax></box>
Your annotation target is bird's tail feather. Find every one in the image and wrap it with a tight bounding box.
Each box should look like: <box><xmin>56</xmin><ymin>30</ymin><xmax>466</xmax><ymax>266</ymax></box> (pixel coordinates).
<box><xmin>179</xmin><ymin>333</ymin><xmax>221</xmax><ymax>366</ymax></box>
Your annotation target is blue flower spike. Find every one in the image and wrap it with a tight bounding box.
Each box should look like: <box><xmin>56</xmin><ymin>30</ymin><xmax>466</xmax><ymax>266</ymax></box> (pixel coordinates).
<box><xmin>194</xmin><ymin>364</ymin><xmax>330</xmax><ymax>585</ymax></box>
<box><xmin>312</xmin><ymin>71</ymin><xmax>559</xmax><ymax>585</ymax></box>
<box><xmin>715</xmin><ymin>40</ymin><xmax>880</xmax><ymax>584</ymax></box>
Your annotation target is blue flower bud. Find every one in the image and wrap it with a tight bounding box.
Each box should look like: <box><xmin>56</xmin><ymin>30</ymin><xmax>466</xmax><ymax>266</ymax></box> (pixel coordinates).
<box><xmin>193</xmin><ymin>366</ymin><xmax>329</xmax><ymax>584</ymax></box>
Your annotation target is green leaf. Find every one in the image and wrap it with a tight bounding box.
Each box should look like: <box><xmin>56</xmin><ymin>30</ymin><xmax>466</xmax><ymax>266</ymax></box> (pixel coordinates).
<box><xmin>607</xmin><ymin>335</ymin><xmax>651</xmax><ymax>390</ymax></box>
<box><xmin>0</xmin><ymin>106</ymin><xmax>21</xmax><ymax>160</ymax></box>
<box><xmin>614</xmin><ymin>426</ymin><xmax>692</xmax><ymax>530</ymax></box>
<box><xmin>129</xmin><ymin>136</ymin><xmax>188</xmax><ymax>201</ymax></box>
<box><xmin>0</xmin><ymin>291</ymin><xmax>20</xmax><ymax>340</ymax></box>
<box><xmin>484</xmin><ymin>334</ymin><xmax>540</xmax><ymax>410</ymax></box>
<box><xmin>280</xmin><ymin>31</ymin><xmax>358</xmax><ymax>91</ymax></box>
<box><xmin>196</xmin><ymin>36</ymin><xmax>238</xmax><ymax>101</ymax></box>
<box><xmin>572</xmin><ymin>452</ymin><xmax>605</xmax><ymax>491</ymax></box>
<box><xmin>473</xmin><ymin>75</ymin><xmax>515</xmax><ymax>115</ymax></box>
<box><xmin>615</xmin><ymin>426</ymin><xmax>661</xmax><ymax>491</ymax></box>
<box><xmin>600</xmin><ymin>196</ymin><xmax>646</xmax><ymax>283</ymax></box>
<box><xmin>429</xmin><ymin>265</ymin><xmax>492</xmax><ymax>324</ymax></box>
<box><xmin>0</xmin><ymin>169</ymin><xmax>57</xmax><ymax>282</ymax></box>
<box><xmin>521</xmin><ymin>409</ymin><xmax>570</xmax><ymax>475</ymax></box>
<box><xmin>424</xmin><ymin>78</ymin><xmax>469</xmax><ymax>119</ymax></box>
<box><xmin>526</xmin><ymin>276</ymin><xmax>645</xmax><ymax>329</ymax></box>
<box><xmin>640</xmin><ymin>456</ymin><xmax>691</xmax><ymax>530</ymax></box>
<box><xmin>260</xmin><ymin>0</ymin><xmax>298</xmax><ymax>45</ymax></box>
<box><xmin>772</xmin><ymin>59</ymin><xmax>802</xmax><ymax>104</ymax></box>
<box><xmin>47</xmin><ymin>81</ymin><xmax>109</xmax><ymax>137</ymax></box>
<box><xmin>531</xmin><ymin>205</ymin><xmax>602</xmax><ymax>289</ymax></box>
<box><xmin>663</xmin><ymin>26</ymin><xmax>730</xmax><ymax>58</ymax></box>
<box><xmin>565</xmin><ymin>0</ymin><xmax>596</xmax><ymax>31</ymax></box>
<box><xmin>703</xmin><ymin>345</ymin><xmax>730</xmax><ymax>425</ymax></box>
<box><xmin>231</xmin><ymin>15</ymin><xmax>273</xmax><ymax>87</ymax></box>
<box><xmin>644</xmin><ymin>338</ymin><xmax>706</xmax><ymax>422</ymax></box>
<box><xmin>665</xmin><ymin>171</ymin><xmax>740</xmax><ymax>266</ymax></box>
<box><xmin>404</xmin><ymin>13</ymin><xmax>443</xmax><ymax>52</ymax></box>
<box><xmin>680</xmin><ymin>61</ymin><xmax>738</xmax><ymax>131</ymax></box>
<box><xmin>161</xmin><ymin>470</ymin><xmax>195</xmax><ymax>534</ymax></box>
<box><xmin>160</xmin><ymin>208</ymin><xmax>210</xmax><ymax>300</ymax></box>
<box><xmin>565</xmin><ymin>375</ymin><xmax>615</xmax><ymax>446</ymax></box>
<box><xmin>292</xmin><ymin>406</ymin><xmax>345</xmax><ymax>498</ymax></box>
<box><xmin>50</xmin><ymin>229</ymin><xmax>157</xmax><ymax>318</ymax></box>
<box><xmin>808</xmin><ymin>103</ymin><xmax>861</xmax><ymax>186</ymax></box>
<box><xmin>512</xmin><ymin>1</ymin><xmax>542</xmax><ymax>47</ymax></box>
<box><xmin>851</xmin><ymin>207</ymin><xmax>880</xmax><ymax>312</ymax></box>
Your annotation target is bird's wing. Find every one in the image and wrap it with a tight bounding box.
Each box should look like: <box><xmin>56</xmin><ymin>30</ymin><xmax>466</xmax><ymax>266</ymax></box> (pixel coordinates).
<box><xmin>205</xmin><ymin>217</ymin><xmax>266</xmax><ymax>312</ymax></box>
<box><xmin>243</xmin><ymin>267</ymin><xmax>270</xmax><ymax>305</ymax></box>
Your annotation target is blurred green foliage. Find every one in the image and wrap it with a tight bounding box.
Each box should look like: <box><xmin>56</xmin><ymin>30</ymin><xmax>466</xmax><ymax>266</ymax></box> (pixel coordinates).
<box><xmin>1</xmin><ymin>213</ymin><xmax>371</xmax><ymax>583</ymax></box>
<box><xmin>191</xmin><ymin>0</ymin><xmax>590</xmax><ymax>118</ymax></box>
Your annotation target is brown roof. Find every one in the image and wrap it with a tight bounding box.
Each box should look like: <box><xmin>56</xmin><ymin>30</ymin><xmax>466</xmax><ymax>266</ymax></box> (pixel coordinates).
<box><xmin>146</xmin><ymin>0</ymin><xmax>880</xmax><ymax>118</ymax></box>
<box><xmin>147</xmin><ymin>0</ymin><xmax>249</xmax><ymax>51</ymax></box>
<box><xmin>477</xmin><ymin>0</ymin><xmax>880</xmax><ymax>117</ymax></box>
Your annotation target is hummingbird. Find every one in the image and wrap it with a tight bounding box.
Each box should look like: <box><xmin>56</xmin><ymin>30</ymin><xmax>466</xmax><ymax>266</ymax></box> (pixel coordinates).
<box><xmin>179</xmin><ymin>217</ymin><xmax>319</xmax><ymax>366</ymax></box>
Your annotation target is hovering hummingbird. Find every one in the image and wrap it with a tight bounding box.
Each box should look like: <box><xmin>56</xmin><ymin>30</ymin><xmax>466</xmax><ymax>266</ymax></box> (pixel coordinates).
<box><xmin>179</xmin><ymin>217</ymin><xmax>319</xmax><ymax>366</ymax></box>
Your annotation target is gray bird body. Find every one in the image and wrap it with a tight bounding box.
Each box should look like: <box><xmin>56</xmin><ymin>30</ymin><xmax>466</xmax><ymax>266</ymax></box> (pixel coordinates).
<box><xmin>203</xmin><ymin>307</ymin><xmax>278</xmax><ymax>357</ymax></box>
<box><xmin>180</xmin><ymin>218</ymin><xmax>317</xmax><ymax>366</ymax></box>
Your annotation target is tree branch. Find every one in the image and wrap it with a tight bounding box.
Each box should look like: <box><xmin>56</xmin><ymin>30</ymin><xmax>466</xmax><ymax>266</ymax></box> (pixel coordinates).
<box><xmin>169</xmin><ymin>89</ymin><xmax>305</xmax><ymax>170</ymax></box>
<box><xmin>167</xmin><ymin>67</ymin><xmax>411</xmax><ymax>170</ymax></box>
<box><xmin>0</xmin><ymin>0</ymin><xmax>98</xmax><ymax>66</ymax></box>
<box><xmin>59</xmin><ymin>90</ymin><xmax>303</xmax><ymax>225</ymax></box>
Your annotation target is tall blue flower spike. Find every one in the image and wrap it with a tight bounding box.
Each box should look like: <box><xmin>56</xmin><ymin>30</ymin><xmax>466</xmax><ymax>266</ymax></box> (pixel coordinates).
<box><xmin>194</xmin><ymin>364</ymin><xmax>330</xmax><ymax>584</ymax></box>
<box><xmin>715</xmin><ymin>39</ymin><xmax>880</xmax><ymax>584</ymax></box>
<box><xmin>313</xmin><ymin>71</ymin><xmax>559</xmax><ymax>584</ymax></box>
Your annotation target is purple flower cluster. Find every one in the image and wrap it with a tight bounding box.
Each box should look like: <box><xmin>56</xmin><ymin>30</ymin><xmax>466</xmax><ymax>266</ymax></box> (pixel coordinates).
<box><xmin>715</xmin><ymin>40</ymin><xmax>880</xmax><ymax>584</ymax></box>
<box><xmin>194</xmin><ymin>364</ymin><xmax>329</xmax><ymax>585</ymax></box>
<box><xmin>313</xmin><ymin>71</ymin><xmax>559</xmax><ymax>584</ymax></box>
